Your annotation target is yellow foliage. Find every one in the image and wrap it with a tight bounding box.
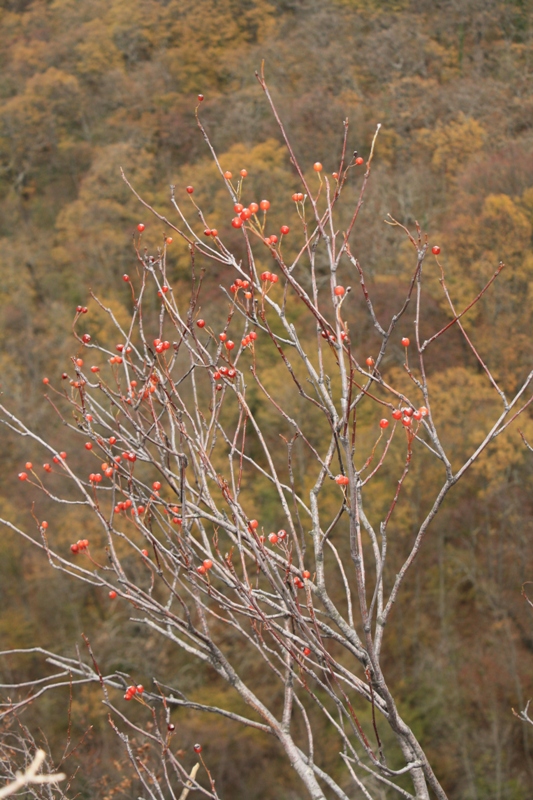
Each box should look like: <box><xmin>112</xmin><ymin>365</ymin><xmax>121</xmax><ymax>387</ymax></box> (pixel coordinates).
<box><xmin>416</xmin><ymin>113</ymin><xmax>486</xmax><ymax>174</ymax></box>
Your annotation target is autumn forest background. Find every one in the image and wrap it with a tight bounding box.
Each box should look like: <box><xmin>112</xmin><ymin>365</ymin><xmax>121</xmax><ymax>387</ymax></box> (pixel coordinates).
<box><xmin>1</xmin><ymin>0</ymin><xmax>533</xmax><ymax>798</ymax></box>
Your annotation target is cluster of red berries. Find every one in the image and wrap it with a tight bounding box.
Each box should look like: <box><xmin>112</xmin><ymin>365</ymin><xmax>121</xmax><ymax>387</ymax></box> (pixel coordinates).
<box><xmin>267</xmin><ymin>529</ymin><xmax>287</xmax><ymax>545</ymax></box>
<box><xmin>153</xmin><ymin>338</ymin><xmax>171</xmax><ymax>353</ymax></box>
<box><xmin>335</xmin><ymin>475</ymin><xmax>349</xmax><ymax>486</ymax></box>
<box><xmin>71</xmin><ymin>539</ymin><xmax>89</xmax><ymax>554</ymax></box>
<box><xmin>197</xmin><ymin>559</ymin><xmax>214</xmax><ymax>575</ymax></box>
<box><xmin>114</xmin><ymin>498</ymin><xmax>133</xmax><ymax>514</ymax></box>
<box><xmin>124</xmin><ymin>684</ymin><xmax>144</xmax><ymax>701</ymax></box>
<box><xmin>76</xmin><ymin>305</ymin><xmax>88</xmax><ymax>314</ymax></box>
<box><xmin>204</xmin><ymin>227</ymin><xmax>219</xmax><ymax>237</ymax></box>
<box><xmin>230</xmin><ymin>277</ymin><xmax>251</xmax><ymax>296</ymax></box>
<box><xmin>391</xmin><ymin>406</ymin><xmax>429</xmax><ymax>427</ymax></box>
<box><xmin>213</xmin><ymin>366</ymin><xmax>237</xmax><ymax>381</ymax></box>
<box><xmin>260</xmin><ymin>271</ymin><xmax>279</xmax><ymax>283</ymax></box>
<box><xmin>18</xmin><ymin>461</ymin><xmax>33</xmax><ymax>480</ymax></box>
<box><xmin>241</xmin><ymin>331</ymin><xmax>257</xmax><ymax>347</ymax></box>
<box><xmin>321</xmin><ymin>330</ymin><xmax>348</xmax><ymax>342</ymax></box>
<box><xmin>89</xmin><ymin>472</ymin><xmax>103</xmax><ymax>483</ymax></box>
<box><xmin>224</xmin><ymin>169</ymin><xmax>248</xmax><ymax>180</ymax></box>
<box><xmin>291</xmin><ymin>192</ymin><xmax>304</xmax><ymax>202</ymax></box>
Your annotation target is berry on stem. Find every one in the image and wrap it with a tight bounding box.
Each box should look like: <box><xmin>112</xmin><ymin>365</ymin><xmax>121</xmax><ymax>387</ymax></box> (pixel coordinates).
<box><xmin>432</xmin><ymin>245</ymin><xmax>441</xmax><ymax>255</ymax></box>
<box><xmin>313</xmin><ymin>162</ymin><xmax>323</xmax><ymax>172</ymax></box>
<box><xmin>379</xmin><ymin>419</ymin><xmax>389</xmax><ymax>429</ymax></box>
<box><xmin>186</xmin><ymin>186</ymin><xmax>194</xmax><ymax>194</ymax></box>
<box><xmin>401</xmin><ymin>337</ymin><xmax>410</xmax><ymax>347</ymax></box>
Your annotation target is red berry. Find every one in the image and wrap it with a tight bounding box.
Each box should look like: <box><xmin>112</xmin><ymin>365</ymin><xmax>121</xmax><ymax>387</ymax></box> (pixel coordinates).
<box><xmin>401</xmin><ymin>337</ymin><xmax>410</xmax><ymax>347</ymax></box>
<box><xmin>402</xmin><ymin>416</ymin><xmax>412</xmax><ymax>427</ymax></box>
<box><xmin>269</xmin><ymin>235</ymin><xmax>278</xmax><ymax>244</ymax></box>
<box><xmin>197</xmin><ymin>565</ymin><xmax>206</xmax><ymax>574</ymax></box>
<box><xmin>90</xmin><ymin>366</ymin><xmax>100</xmax><ymax>373</ymax></box>
<box><xmin>259</xmin><ymin>200</ymin><xmax>270</xmax><ymax>211</ymax></box>
<box><xmin>249</xmin><ymin>202</ymin><xmax>259</xmax><ymax>213</ymax></box>
<box><xmin>355</xmin><ymin>156</ymin><xmax>364</xmax><ymax>165</ymax></box>
<box><xmin>280</xmin><ymin>225</ymin><xmax>289</xmax><ymax>235</ymax></box>
<box><xmin>225</xmin><ymin>340</ymin><xmax>235</xmax><ymax>350</ymax></box>
<box><xmin>203</xmin><ymin>559</ymin><xmax>213</xmax><ymax>570</ymax></box>
<box><xmin>313</xmin><ymin>162</ymin><xmax>323</xmax><ymax>172</ymax></box>
<box><xmin>240</xmin><ymin>208</ymin><xmax>252</xmax><ymax>220</ymax></box>
<box><xmin>198</xmin><ymin>94</ymin><xmax>204</xmax><ymax>102</ymax></box>
<box><xmin>42</xmin><ymin>377</ymin><xmax>49</xmax><ymax>384</ymax></box>
<box><xmin>153</xmin><ymin>481</ymin><xmax>162</xmax><ymax>490</ymax></box>
<box><xmin>166</xmin><ymin>237</ymin><xmax>173</xmax><ymax>245</ymax></box>
<box><xmin>43</xmin><ymin>463</ymin><xmax>52</xmax><ymax>472</ymax></box>
<box><xmin>335</xmin><ymin>474</ymin><xmax>349</xmax><ymax>486</ymax></box>
<box><xmin>432</xmin><ymin>245</ymin><xmax>441</xmax><ymax>255</ymax></box>
<box><xmin>211</xmin><ymin>229</ymin><xmax>218</xmax><ymax>237</ymax></box>
<box><xmin>41</xmin><ymin>521</ymin><xmax>48</xmax><ymax>529</ymax></box>
<box><xmin>334</xmin><ymin>286</ymin><xmax>345</xmax><ymax>297</ymax></box>
<box><xmin>70</xmin><ymin>544</ymin><xmax>79</xmax><ymax>554</ymax></box>
<box><xmin>261</xmin><ymin>271</ymin><xmax>272</xmax><ymax>281</ymax></box>
<box><xmin>379</xmin><ymin>419</ymin><xmax>389</xmax><ymax>429</ymax></box>
<box><xmin>249</xmin><ymin>331</ymin><xmax>257</xmax><ymax>340</ymax></box>
<box><xmin>224</xmin><ymin>171</ymin><xmax>232</xmax><ymax>180</ymax></box>
<box><xmin>60</xmin><ymin>452</ymin><xmax>67</xmax><ymax>459</ymax></box>
<box><xmin>186</xmin><ymin>186</ymin><xmax>194</xmax><ymax>194</ymax></box>
<box><xmin>231</xmin><ymin>217</ymin><xmax>243</xmax><ymax>228</ymax></box>
<box><xmin>82</xmin><ymin>333</ymin><xmax>91</xmax><ymax>344</ymax></box>
<box><xmin>303</xmin><ymin>647</ymin><xmax>311</xmax><ymax>656</ymax></box>
<box><xmin>193</xmin><ymin>743</ymin><xmax>202</xmax><ymax>753</ymax></box>
<box><xmin>234</xmin><ymin>203</ymin><xmax>243</xmax><ymax>213</ymax></box>
<box><xmin>141</xmin><ymin>549</ymin><xmax>149</xmax><ymax>557</ymax></box>
<box><xmin>413</xmin><ymin>410</ymin><xmax>422</xmax><ymax>420</ymax></box>
<box><xmin>392</xmin><ymin>409</ymin><xmax>402</xmax><ymax>420</ymax></box>
<box><xmin>85</xmin><ymin>442</ymin><xmax>93</xmax><ymax>450</ymax></box>
<box><xmin>168</xmin><ymin>724</ymin><xmax>175</xmax><ymax>732</ymax></box>
<box><xmin>419</xmin><ymin>406</ymin><xmax>429</xmax><ymax>416</ymax></box>
<box><xmin>240</xmin><ymin>169</ymin><xmax>248</xmax><ymax>177</ymax></box>
<box><xmin>303</xmin><ymin>570</ymin><xmax>310</xmax><ymax>579</ymax></box>
<box><xmin>109</xmin><ymin>590</ymin><xmax>117</xmax><ymax>599</ymax></box>
<box><xmin>249</xmin><ymin>519</ymin><xmax>259</xmax><ymax>530</ymax></box>
<box><xmin>18</xmin><ymin>472</ymin><xmax>28</xmax><ymax>481</ymax></box>
<box><xmin>137</xmin><ymin>223</ymin><xmax>145</xmax><ymax>232</ymax></box>
<box><xmin>204</xmin><ymin>228</ymin><xmax>212</xmax><ymax>236</ymax></box>
<box><xmin>291</xmin><ymin>193</ymin><xmax>299</xmax><ymax>201</ymax></box>
<box><xmin>137</xmin><ymin>684</ymin><xmax>144</xmax><ymax>693</ymax></box>
<box><xmin>366</xmin><ymin>357</ymin><xmax>375</xmax><ymax>367</ymax></box>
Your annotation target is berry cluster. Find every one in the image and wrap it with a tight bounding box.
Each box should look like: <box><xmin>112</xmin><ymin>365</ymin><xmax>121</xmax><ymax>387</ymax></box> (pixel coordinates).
<box><xmin>70</xmin><ymin>539</ymin><xmax>89</xmax><ymax>554</ymax></box>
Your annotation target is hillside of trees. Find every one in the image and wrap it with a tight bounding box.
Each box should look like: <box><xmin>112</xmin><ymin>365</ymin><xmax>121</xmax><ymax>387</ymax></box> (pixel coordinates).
<box><xmin>1</xmin><ymin>0</ymin><xmax>533</xmax><ymax>798</ymax></box>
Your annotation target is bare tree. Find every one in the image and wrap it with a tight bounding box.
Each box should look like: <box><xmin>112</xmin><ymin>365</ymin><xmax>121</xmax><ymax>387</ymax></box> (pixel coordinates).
<box><xmin>1</xmin><ymin>72</ymin><xmax>532</xmax><ymax>800</ymax></box>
